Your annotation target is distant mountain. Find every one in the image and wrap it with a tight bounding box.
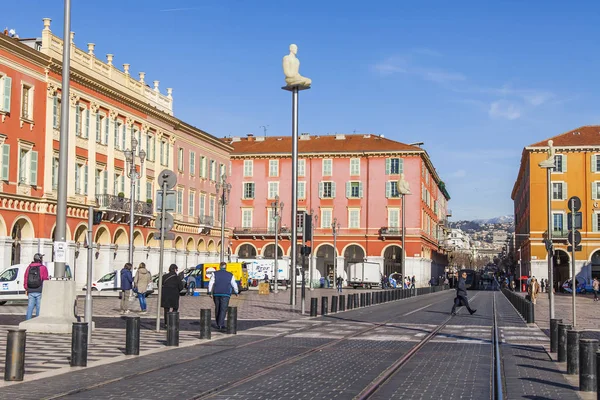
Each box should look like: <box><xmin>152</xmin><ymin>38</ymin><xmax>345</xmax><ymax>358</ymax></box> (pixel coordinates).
<box><xmin>472</xmin><ymin>215</ymin><xmax>514</xmax><ymax>225</ymax></box>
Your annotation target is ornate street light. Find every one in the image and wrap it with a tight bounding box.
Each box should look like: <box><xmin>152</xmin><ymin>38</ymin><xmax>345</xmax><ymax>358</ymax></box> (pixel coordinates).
<box><xmin>216</xmin><ymin>174</ymin><xmax>232</xmax><ymax>263</ymax></box>
<box><xmin>271</xmin><ymin>195</ymin><xmax>284</xmax><ymax>293</ymax></box>
<box><xmin>124</xmin><ymin>135</ymin><xmax>146</xmax><ymax>265</ymax></box>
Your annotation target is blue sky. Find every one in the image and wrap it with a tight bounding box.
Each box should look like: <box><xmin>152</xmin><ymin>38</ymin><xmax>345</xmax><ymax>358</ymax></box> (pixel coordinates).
<box><xmin>5</xmin><ymin>1</ymin><xmax>600</xmax><ymax>220</ymax></box>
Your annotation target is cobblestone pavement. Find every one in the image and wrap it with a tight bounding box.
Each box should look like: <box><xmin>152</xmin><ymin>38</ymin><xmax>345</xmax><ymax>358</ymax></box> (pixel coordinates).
<box><xmin>0</xmin><ymin>290</ymin><xmax>581</xmax><ymax>399</ymax></box>
<box><xmin>520</xmin><ymin>290</ymin><xmax>600</xmax><ymax>331</ymax></box>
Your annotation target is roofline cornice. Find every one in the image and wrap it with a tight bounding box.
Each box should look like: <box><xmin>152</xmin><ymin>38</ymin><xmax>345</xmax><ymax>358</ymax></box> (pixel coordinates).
<box><xmin>525</xmin><ymin>145</ymin><xmax>600</xmax><ymax>151</ymax></box>
<box><xmin>0</xmin><ymin>35</ymin><xmax>51</xmax><ymax>69</ymax></box>
<box><xmin>229</xmin><ymin>150</ymin><xmax>425</xmax><ymax>159</ymax></box>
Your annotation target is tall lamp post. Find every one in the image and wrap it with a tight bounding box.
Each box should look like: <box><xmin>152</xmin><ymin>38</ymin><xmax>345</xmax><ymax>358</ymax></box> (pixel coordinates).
<box><xmin>331</xmin><ymin>217</ymin><xmax>340</xmax><ymax>288</ymax></box>
<box><xmin>271</xmin><ymin>195</ymin><xmax>284</xmax><ymax>293</ymax></box>
<box><xmin>539</xmin><ymin>139</ymin><xmax>556</xmax><ymax>319</ymax></box>
<box><xmin>124</xmin><ymin>136</ymin><xmax>146</xmax><ymax>265</ymax></box>
<box><xmin>310</xmin><ymin>211</ymin><xmax>317</xmax><ymax>290</ymax></box>
<box><xmin>216</xmin><ymin>174</ymin><xmax>232</xmax><ymax>264</ymax></box>
<box><xmin>397</xmin><ymin>174</ymin><xmax>411</xmax><ymax>282</ymax></box>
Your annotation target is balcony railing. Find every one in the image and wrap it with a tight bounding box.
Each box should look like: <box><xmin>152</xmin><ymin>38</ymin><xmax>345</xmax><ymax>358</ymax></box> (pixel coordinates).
<box><xmin>552</xmin><ymin>229</ymin><xmax>569</xmax><ymax>239</ymax></box>
<box><xmin>198</xmin><ymin>215</ymin><xmax>215</xmax><ymax>226</ymax></box>
<box><xmin>379</xmin><ymin>227</ymin><xmax>402</xmax><ymax>235</ymax></box>
<box><xmin>96</xmin><ymin>194</ymin><xmax>153</xmax><ymax>216</ymax></box>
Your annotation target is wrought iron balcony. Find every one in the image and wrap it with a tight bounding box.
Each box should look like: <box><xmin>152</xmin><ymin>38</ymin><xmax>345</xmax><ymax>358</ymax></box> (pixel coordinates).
<box><xmin>379</xmin><ymin>227</ymin><xmax>402</xmax><ymax>240</ymax></box>
<box><xmin>96</xmin><ymin>194</ymin><xmax>153</xmax><ymax>219</ymax></box>
<box><xmin>198</xmin><ymin>215</ymin><xmax>215</xmax><ymax>226</ymax></box>
<box><xmin>233</xmin><ymin>227</ymin><xmax>295</xmax><ymax>239</ymax></box>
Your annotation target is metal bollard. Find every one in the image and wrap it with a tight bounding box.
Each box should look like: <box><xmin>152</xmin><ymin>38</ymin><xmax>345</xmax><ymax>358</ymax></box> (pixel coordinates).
<box><xmin>360</xmin><ymin>293</ymin><xmax>365</xmax><ymax>307</ymax></box>
<box><xmin>227</xmin><ymin>306</ymin><xmax>238</xmax><ymax>335</ymax></box>
<box><xmin>567</xmin><ymin>330</ymin><xmax>580</xmax><ymax>374</ymax></box>
<box><xmin>366</xmin><ymin>292</ymin><xmax>371</xmax><ymax>306</ymax></box>
<box><xmin>558</xmin><ymin>323</ymin><xmax>571</xmax><ymax>362</ymax></box>
<box><xmin>71</xmin><ymin>322</ymin><xmax>88</xmax><ymax>367</ymax></box>
<box><xmin>331</xmin><ymin>295</ymin><xmax>338</xmax><ymax>313</ymax></box>
<box><xmin>310</xmin><ymin>298</ymin><xmax>318</xmax><ymax>316</ymax></box>
<box><xmin>580</xmin><ymin>339</ymin><xmax>598</xmax><ymax>391</ymax></box>
<box><xmin>528</xmin><ymin>301</ymin><xmax>535</xmax><ymax>323</ymax></box>
<box><xmin>339</xmin><ymin>295</ymin><xmax>346</xmax><ymax>312</ymax></box>
<box><xmin>550</xmin><ymin>318</ymin><xmax>562</xmax><ymax>353</ymax></box>
<box><xmin>355</xmin><ymin>293</ymin><xmax>359</xmax><ymax>307</ymax></box>
<box><xmin>4</xmin><ymin>329</ymin><xmax>26</xmax><ymax>381</ymax></box>
<box><xmin>200</xmin><ymin>309</ymin><xmax>211</xmax><ymax>340</ymax></box>
<box><xmin>347</xmin><ymin>294</ymin><xmax>353</xmax><ymax>310</ymax></box>
<box><xmin>166</xmin><ymin>312</ymin><xmax>180</xmax><ymax>346</ymax></box>
<box><xmin>321</xmin><ymin>296</ymin><xmax>328</xmax><ymax>316</ymax></box>
<box><xmin>125</xmin><ymin>316</ymin><xmax>140</xmax><ymax>355</ymax></box>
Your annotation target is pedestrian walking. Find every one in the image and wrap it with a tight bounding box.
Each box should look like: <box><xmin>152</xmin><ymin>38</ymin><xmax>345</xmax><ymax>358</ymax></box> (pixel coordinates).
<box><xmin>208</xmin><ymin>262</ymin><xmax>239</xmax><ymax>330</ymax></box>
<box><xmin>411</xmin><ymin>276</ymin><xmax>416</xmax><ymax>289</ymax></box>
<box><xmin>528</xmin><ymin>277</ymin><xmax>540</xmax><ymax>304</ymax></box>
<box><xmin>593</xmin><ymin>277</ymin><xmax>599</xmax><ymax>301</ymax></box>
<box><xmin>24</xmin><ymin>253</ymin><xmax>49</xmax><ymax>320</ymax></box>
<box><xmin>540</xmin><ymin>278</ymin><xmax>545</xmax><ymax>293</ymax></box>
<box><xmin>161</xmin><ymin>264</ymin><xmax>184</xmax><ymax>327</ymax></box>
<box><xmin>451</xmin><ymin>271</ymin><xmax>477</xmax><ymax>316</ymax></box>
<box><xmin>133</xmin><ymin>262</ymin><xmax>152</xmax><ymax>314</ymax></box>
<box><xmin>120</xmin><ymin>263</ymin><xmax>134</xmax><ymax>314</ymax></box>
<box><xmin>336</xmin><ymin>276</ymin><xmax>343</xmax><ymax>293</ymax></box>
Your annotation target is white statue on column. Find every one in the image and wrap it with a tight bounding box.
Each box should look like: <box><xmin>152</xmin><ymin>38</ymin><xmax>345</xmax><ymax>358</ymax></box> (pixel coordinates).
<box><xmin>397</xmin><ymin>173</ymin><xmax>411</xmax><ymax>195</ymax></box>
<box><xmin>283</xmin><ymin>44</ymin><xmax>312</xmax><ymax>88</ymax></box>
<box><xmin>539</xmin><ymin>139</ymin><xmax>556</xmax><ymax>168</ymax></box>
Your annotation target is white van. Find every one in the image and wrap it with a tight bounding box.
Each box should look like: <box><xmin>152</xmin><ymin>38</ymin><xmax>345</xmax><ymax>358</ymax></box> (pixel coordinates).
<box><xmin>82</xmin><ymin>270</ymin><xmax>121</xmax><ymax>292</ymax></box>
<box><xmin>0</xmin><ymin>263</ymin><xmax>72</xmax><ymax>305</ymax></box>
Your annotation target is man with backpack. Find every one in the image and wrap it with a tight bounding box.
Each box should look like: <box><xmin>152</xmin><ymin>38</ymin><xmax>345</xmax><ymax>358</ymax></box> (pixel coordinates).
<box><xmin>24</xmin><ymin>253</ymin><xmax>49</xmax><ymax>320</ymax></box>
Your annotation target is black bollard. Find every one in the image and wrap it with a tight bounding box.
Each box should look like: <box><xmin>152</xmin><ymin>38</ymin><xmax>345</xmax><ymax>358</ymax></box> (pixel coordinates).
<box><xmin>227</xmin><ymin>306</ymin><xmax>238</xmax><ymax>334</ymax></box>
<box><xmin>550</xmin><ymin>318</ymin><xmax>562</xmax><ymax>353</ymax></box>
<box><xmin>125</xmin><ymin>316</ymin><xmax>140</xmax><ymax>355</ymax></box>
<box><xmin>4</xmin><ymin>329</ymin><xmax>26</xmax><ymax>381</ymax></box>
<box><xmin>321</xmin><ymin>296</ymin><xmax>328</xmax><ymax>316</ymax></box>
<box><xmin>331</xmin><ymin>296</ymin><xmax>338</xmax><ymax>313</ymax></box>
<box><xmin>360</xmin><ymin>293</ymin><xmax>365</xmax><ymax>307</ymax></box>
<box><xmin>310</xmin><ymin>298</ymin><xmax>318</xmax><ymax>316</ymax></box>
<box><xmin>567</xmin><ymin>330</ymin><xmax>580</xmax><ymax>374</ymax></box>
<box><xmin>371</xmin><ymin>292</ymin><xmax>376</xmax><ymax>305</ymax></box>
<box><xmin>71</xmin><ymin>322</ymin><xmax>88</xmax><ymax>367</ymax></box>
<box><xmin>339</xmin><ymin>295</ymin><xmax>346</xmax><ymax>311</ymax></box>
<box><xmin>166</xmin><ymin>312</ymin><xmax>180</xmax><ymax>346</ymax></box>
<box><xmin>580</xmin><ymin>339</ymin><xmax>598</xmax><ymax>392</ymax></box>
<box><xmin>200</xmin><ymin>309</ymin><xmax>211</xmax><ymax>340</ymax></box>
<box><xmin>355</xmin><ymin>293</ymin><xmax>359</xmax><ymax>307</ymax></box>
<box><xmin>347</xmin><ymin>294</ymin><xmax>353</xmax><ymax>310</ymax></box>
<box><xmin>366</xmin><ymin>292</ymin><xmax>371</xmax><ymax>306</ymax></box>
<box><xmin>558</xmin><ymin>323</ymin><xmax>571</xmax><ymax>362</ymax></box>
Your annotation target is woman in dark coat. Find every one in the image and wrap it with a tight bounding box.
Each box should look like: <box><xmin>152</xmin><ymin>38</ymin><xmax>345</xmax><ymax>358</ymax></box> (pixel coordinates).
<box><xmin>161</xmin><ymin>264</ymin><xmax>184</xmax><ymax>326</ymax></box>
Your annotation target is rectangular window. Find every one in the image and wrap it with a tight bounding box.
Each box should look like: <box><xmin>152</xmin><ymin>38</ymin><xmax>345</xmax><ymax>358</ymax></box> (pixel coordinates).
<box><xmin>1</xmin><ymin>144</ymin><xmax>10</xmax><ymax>181</ymax></box>
<box><xmin>321</xmin><ymin>209</ymin><xmax>332</xmax><ymax>229</ymax></box>
<box><xmin>1</xmin><ymin>75</ymin><xmax>12</xmax><ymax>113</ymax></box>
<box><xmin>51</xmin><ymin>156</ymin><xmax>59</xmax><ymax>189</ymax></box>
<box><xmin>220</xmin><ymin>163</ymin><xmax>226</xmax><ymax>179</ymax></box>
<box><xmin>146</xmin><ymin>135</ymin><xmax>152</xmax><ymax>161</ymax></box>
<box><xmin>200</xmin><ymin>156</ymin><xmax>206</xmax><ymax>178</ymax></box>
<box><xmin>188</xmin><ymin>192</ymin><xmax>195</xmax><ymax>217</ymax></box>
<box><xmin>243</xmin><ymin>160</ymin><xmax>253</xmax><ymax>177</ymax></box>
<box><xmin>95</xmin><ymin>168</ymin><xmax>101</xmax><ymax>193</ymax></box>
<box><xmin>199</xmin><ymin>194</ymin><xmax>206</xmax><ymax>217</ymax></box>
<box><xmin>190</xmin><ymin>151</ymin><xmax>195</xmax><ymax>175</ymax></box>
<box><xmin>594</xmin><ymin>213</ymin><xmax>600</xmax><ymax>232</ymax></box>
<box><xmin>267</xmin><ymin>208</ymin><xmax>276</xmax><ymax>232</ymax></box>
<box><xmin>319</xmin><ymin>181</ymin><xmax>336</xmax><ymax>198</ymax></box>
<box><xmin>160</xmin><ymin>141</ymin><xmax>165</xmax><ymax>165</ymax></box>
<box><xmin>552</xmin><ymin>182</ymin><xmax>566</xmax><ymax>200</ymax></box>
<box><xmin>242</xmin><ymin>209</ymin><xmax>253</xmax><ymax>229</ymax></box>
<box><xmin>323</xmin><ymin>159</ymin><xmax>333</xmax><ymax>176</ymax></box>
<box><xmin>52</xmin><ymin>95</ymin><xmax>60</xmax><ymax>129</ymax></box>
<box><xmin>552</xmin><ymin>213</ymin><xmax>564</xmax><ymax>234</ymax></box>
<box><xmin>553</xmin><ymin>154</ymin><xmax>565</xmax><ymax>173</ymax></box>
<box><xmin>594</xmin><ymin>155</ymin><xmax>600</xmax><ymax>173</ymax></box>
<box><xmin>298</xmin><ymin>159</ymin><xmax>305</xmax><ymax>177</ymax></box>
<box><xmin>103</xmin><ymin>170</ymin><xmax>108</xmax><ymax>195</ymax></box>
<box><xmin>21</xmin><ymin>84</ymin><xmax>32</xmax><ymax>120</ymax></box>
<box><xmin>178</xmin><ymin>148</ymin><xmax>184</xmax><ymax>172</ymax></box>
<box><xmin>243</xmin><ymin>182</ymin><xmax>255</xmax><ymax>199</ymax></box>
<box><xmin>84</xmin><ymin>108</ymin><xmax>90</xmax><ymax>138</ymax></box>
<box><xmin>104</xmin><ymin>116</ymin><xmax>109</xmax><ymax>144</ymax></box>
<box><xmin>95</xmin><ymin>114</ymin><xmax>102</xmax><ymax>142</ymax></box>
<box><xmin>209</xmin><ymin>197</ymin><xmax>215</xmax><ymax>220</ymax></box>
<box><xmin>268</xmin><ymin>182</ymin><xmax>279</xmax><ymax>199</ymax></box>
<box><xmin>114</xmin><ymin>122</ymin><xmax>120</xmax><ymax>149</ymax></box>
<box><xmin>113</xmin><ymin>173</ymin><xmax>120</xmax><ymax>195</ymax></box>
<box><xmin>177</xmin><ymin>189</ymin><xmax>183</xmax><ymax>214</ymax></box>
<box><xmin>146</xmin><ymin>181</ymin><xmax>152</xmax><ymax>201</ymax></box>
<box><xmin>298</xmin><ymin>181</ymin><xmax>306</xmax><ymax>200</ymax></box>
<box><xmin>386</xmin><ymin>158</ymin><xmax>403</xmax><ymax>175</ymax></box>
<box><xmin>388</xmin><ymin>208</ymin><xmax>400</xmax><ymax>228</ymax></box>
<box><xmin>350</xmin><ymin>158</ymin><xmax>360</xmax><ymax>176</ymax></box>
<box><xmin>269</xmin><ymin>159</ymin><xmax>279</xmax><ymax>177</ymax></box>
<box><xmin>346</xmin><ymin>181</ymin><xmax>363</xmax><ymax>198</ymax></box>
<box><xmin>386</xmin><ymin>181</ymin><xmax>400</xmax><ymax>198</ymax></box>
<box><xmin>121</xmin><ymin>123</ymin><xmax>127</xmax><ymax>151</ymax></box>
<box><xmin>18</xmin><ymin>147</ymin><xmax>37</xmax><ymax>186</ymax></box>
<box><xmin>349</xmin><ymin>209</ymin><xmax>360</xmax><ymax>228</ymax></box>
<box><xmin>593</xmin><ymin>182</ymin><xmax>600</xmax><ymax>200</ymax></box>
<box><xmin>210</xmin><ymin>160</ymin><xmax>216</xmax><ymax>180</ymax></box>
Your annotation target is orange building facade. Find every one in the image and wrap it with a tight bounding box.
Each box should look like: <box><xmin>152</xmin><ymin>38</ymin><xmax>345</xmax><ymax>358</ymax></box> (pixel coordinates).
<box><xmin>225</xmin><ymin>133</ymin><xmax>451</xmax><ymax>287</ymax></box>
<box><xmin>513</xmin><ymin>126</ymin><xmax>600</xmax><ymax>287</ymax></box>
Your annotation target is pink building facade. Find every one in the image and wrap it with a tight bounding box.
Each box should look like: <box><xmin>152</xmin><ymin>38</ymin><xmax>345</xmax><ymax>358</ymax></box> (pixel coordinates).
<box><xmin>225</xmin><ymin>133</ymin><xmax>451</xmax><ymax>287</ymax></box>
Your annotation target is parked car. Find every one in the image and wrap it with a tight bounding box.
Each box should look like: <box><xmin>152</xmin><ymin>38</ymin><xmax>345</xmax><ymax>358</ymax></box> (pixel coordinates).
<box><xmin>562</xmin><ymin>279</ymin><xmax>593</xmax><ymax>294</ymax></box>
<box><xmin>82</xmin><ymin>271</ymin><xmax>121</xmax><ymax>292</ymax></box>
<box><xmin>0</xmin><ymin>263</ymin><xmax>72</xmax><ymax>305</ymax></box>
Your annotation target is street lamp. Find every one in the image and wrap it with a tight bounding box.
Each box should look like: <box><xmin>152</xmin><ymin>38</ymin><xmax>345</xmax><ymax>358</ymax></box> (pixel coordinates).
<box><xmin>397</xmin><ymin>175</ymin><xmax>411</xmax><ymax>285</ymax></box>
<box><xmin>124</xmin><ymin>136</ymin><xmax>146</xmax><ymax>265</ymax></box>
<box><xmin>539</xmin><ymin>139</ymin><xmax>556</xmax><ymax>319</ymax></box>
<box><xmin>216</xmin><ymin>174</ymin><xmax>232</xmax><ymax>263</ymax></box>
<box><xmin>271</xmin><ymin>195</ymin><xmax>284</xmax><ymax>293</ymax></box>
<box><xmin>309</xmin><ymin>211</ymin><xmax>317</xmax><ymax>290</ymax></box>
<box><xmin>331</xmin><ymin>217</ymin><xmax>340</xmax><ymax>289</ymax></box>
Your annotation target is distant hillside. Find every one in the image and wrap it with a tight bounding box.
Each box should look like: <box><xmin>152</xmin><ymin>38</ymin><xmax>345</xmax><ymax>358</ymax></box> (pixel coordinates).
<box><xmin>448</xmin><ymin>216</ymin><xmax>515</xmax><ymax>233</ymax></box>
<box><xmin>472</xmin><ymin>215</ymin><xmax>514</xmax><ymax>224</ymax></box>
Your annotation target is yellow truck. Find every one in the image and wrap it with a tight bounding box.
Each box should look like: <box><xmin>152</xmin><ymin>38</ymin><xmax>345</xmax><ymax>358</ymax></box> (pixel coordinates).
<box><xmin>199</xmin><ymin>262</ymin><xmax>248</xmax><ymax>291</ymax></box>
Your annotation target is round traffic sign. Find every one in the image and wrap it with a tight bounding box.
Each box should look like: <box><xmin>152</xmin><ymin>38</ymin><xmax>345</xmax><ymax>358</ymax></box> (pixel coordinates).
<box><xmin>568</xmin><ymin>196</ymin><xmax>581</xmax><ymax>212</ymax></box>
<box><xmin>568</xmin><ymin>230</ymin><xmax>581</xmax><ymax>246</ymax></box>
<box><xmin>156</xmin><ymin>212</ymin><xmax>174</xmax><ymax>232</ymax></box>
<box><xmin>158</xmin><ymin>169</ymin><xmax>177</xmax><ymax>190</ymax></box>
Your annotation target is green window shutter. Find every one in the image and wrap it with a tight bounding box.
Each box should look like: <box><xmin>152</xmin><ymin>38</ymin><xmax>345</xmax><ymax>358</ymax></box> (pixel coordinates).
<box><xmin>52</xmin><ymin>96</ymin><xmax>58</xmax><ymax>128</ymax></box>
<box><xmin>122</xmin><ymin>124</ymin><xmax>126</xmax><ymax>149</ymax></box>
<box><xmin>359</xmin><ymin>182</ymin><xmax>364</xmax><ymax>198</ymax></box>
<box><xmin>84</xmin><ymin>165</ymin><xmax>88</xmax><ymax>194</ymax></box>
<box><xmin>385</xmin><ymin>182</ymin><xmax>391</xmax><ymax>198</ymax></box>
<box><xmin>166</xmin><ymin>143</ymin><xmax>170</xmax><ymax>166</ymax></box>
<box><xmin>1</xmin><ymin>144</ymin><xmax>9</xmax><ymax>181</ymax></box>
<box><xmin>96</xmin><ymin>113</ymin><xmax>101</xmax><ymax>142</ymax></box>
<box><xmin>2</xmin><ymin>76</ymin><xmax>11</xmax><ymax>112</ymax></box>
<box><xmin>594</xmin><ymin>213</ymin><xmax>599</xmax><ymax>232</ymax></box>
<box><xmin>399</xmin><ymin>159</ymin><xmax>404</xmax><ymax>173</ymax></box>
<box><xmin>562</xmin><ymin>155</ymin><xmax>567</xmax><ymax>172</ymax></box>
<box><xmin>75</xmin><ymin>106</ymin><xmax>80</xmax><ymax>136</ymax></box>
<box><xmin>105</xmin><ymin>119</ymin><xmax>109</xmax><ymax>144</ymax></box>
<box><xmin>85</xmin><ymin>109</ymin><xmax>90</xmax><ymax>138</ymax></box>
<box><xmin>595</xmin><ymin>182</ymin><xmax>599</xmax><ymax>200</ymax></box>
<box><xmin>593</xmin><ymin>155</ymin><xmax>597</xmax><ymax>173</ymax></box>
<box><xmin>319</xmin><ymin>182</ymin><xmax>324</xmax><ymax>199</ymax></box>
<box><xmin>346</xmin><ymin>182</ymin><xmax>351</xmax><ymax>198</ymax></box>
<box><xmin>563</xmin><ymin>182</ymin><xmax>567</xmax><ymax>200</ymax></box>
<box><xmin>331</xmin><ymin>182</ymin><xmax>336</xmax><ymax>198</ymax></box>
<box><xmin>385</xmin><ymin>158</ymin><xmax>391</xmax><ymax>175</ymax></box>
<box><xmin>29</xmin><ymin>151</ymin><xmax>38</xmax><ymax>186</ymax></box>
<box><xmin>103</xmin><ymin>171</ymin><xmax>108</xmax><ymax>194</ymax></box>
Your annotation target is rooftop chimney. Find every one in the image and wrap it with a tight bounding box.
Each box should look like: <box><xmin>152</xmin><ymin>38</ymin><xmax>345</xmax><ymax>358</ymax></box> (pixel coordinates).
<box><xmin>247</xmin><ymin>133</ymin><xmax>255</xmax><ymax>141</ymax></box>
<box><xmin>335</xmin><ymin>134</ymin><xmax>346</xmax><ymax>140</ymax></box>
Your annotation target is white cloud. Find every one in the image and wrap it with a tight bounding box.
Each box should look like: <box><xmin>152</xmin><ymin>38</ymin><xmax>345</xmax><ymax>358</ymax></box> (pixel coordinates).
<box><xmin>489</xmin><ymin>101</ymin><xmax>521</xmax><ymax>120</ymax></box>
<box><xmin>450</xmin><ymin>169</ymin><xmax>467</xmax><ymax>178</ymax></box>
<box><xmin>372</xmin><ymin>57</ymin><xmax>464</xmax><ymax>83</ymax></box>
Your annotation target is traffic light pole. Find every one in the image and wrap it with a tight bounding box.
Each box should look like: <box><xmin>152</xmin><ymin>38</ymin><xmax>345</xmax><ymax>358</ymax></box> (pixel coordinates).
<box><xmin>156</xmin><ymin>181</ymin><xmax>167</xmax><ymax>332</ymax></box>
<box><xmin>301</xmin><ymin>212</ymin><xmax>306</xmax><ymax>315</ymax></box>
<box><xmin>84</xmin><ymin>206</ymin><xmax>94</xmax><ymax>345</ymax></box>
<box><xmin>571</xmin><ymin>198</ymin><xmax>576</xmax><ymax>328</ymax></box>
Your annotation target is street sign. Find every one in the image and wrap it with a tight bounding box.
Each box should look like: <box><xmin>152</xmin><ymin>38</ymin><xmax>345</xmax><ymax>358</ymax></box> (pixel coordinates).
<box><xmin>567</xmin><ymin>245</ymin><xmax>582</xmax><ymax>252</ymax></box>
<box><xmin>567</xmin><ymin>230</ymin><xmax>581</xmax><ymax>246</ymax></box>
<box><xmin>567</xmin><ymin>212</ymin><xmax>583</xmax><ymax>230</ymax></box>
<box><xmin>158</xmin><ymin>169</ymin><xmax>177</xmax><ymax>190</ymax></box>
<box><xmin>53</xmin><ymin>241</ymin><xmax>68</xmax><ymax>263</ymax></box>
<box><xmin>153</xmin><ymin>232</ymin><xmax>175</xmax><ymax>241</ymax></box>
<box><xmin>568</xmin><ymin>196</ymin><xmax>581</xmax><ymax>212</ymax></box>
<box><xmin>155</xmin><ymin>212</ymin><xmax>174</xmax><ymax>232</ymax></box>
<box><xmin>156</xmin><ymin>190</ymin><xmax>176</xmax><ymax>212</ymax></box>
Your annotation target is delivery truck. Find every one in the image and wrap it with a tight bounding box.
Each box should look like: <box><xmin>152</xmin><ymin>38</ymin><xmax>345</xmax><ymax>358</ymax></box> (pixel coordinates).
<box><xmin>347</xmin><ymin>262</ymin><xmax>380</xmax><ymax>289</ymax></box>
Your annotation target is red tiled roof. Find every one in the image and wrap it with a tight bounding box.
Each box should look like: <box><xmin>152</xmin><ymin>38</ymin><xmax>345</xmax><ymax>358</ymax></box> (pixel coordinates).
<box><xmin>222</xmin><ymin>134</ymin><xmax>423</xmax><ymax>155</ymax></box>
<box><xmin>529</xmin><ymin>125</ymin><xmax>600</xmax><ymax>147</ymax></box>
